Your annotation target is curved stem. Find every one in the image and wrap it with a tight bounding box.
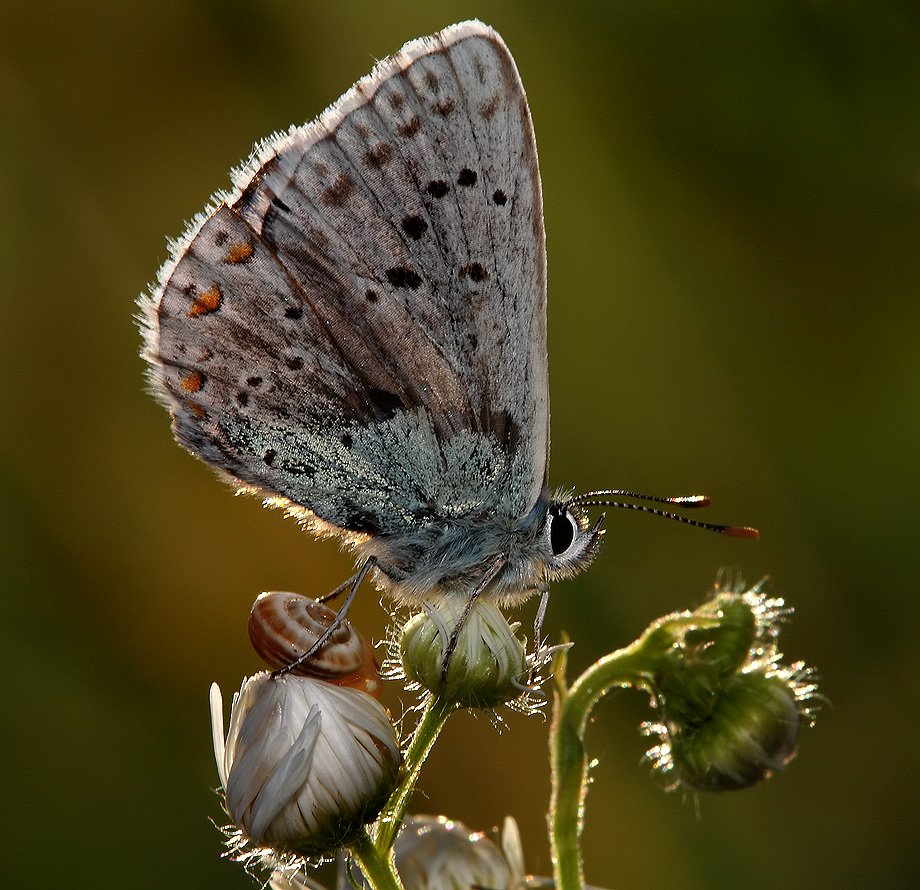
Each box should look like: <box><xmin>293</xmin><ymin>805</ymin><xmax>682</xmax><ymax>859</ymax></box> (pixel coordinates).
<box><xmin>550</xmin><ymin>706</ymin><xmax>588</xmax><ymax>890</ymax></box>
<box><xmin>373</xmin><ymin>695</ymin><xmax>456</xmax><ymax>853</ymax></box>
<box><xmin>350</xmin><ymin>827</ymin><xmax>404</xmax><ymax>890</ymax></box>
<box><xmin>565</xmin><ymin>640</ymin><xmax>661</xmax><ymax>735</ymax></box>
<box><xmin>550</xmin><ymin>629</ymin><xmax>675</xmax><ymax>890</ymax></box>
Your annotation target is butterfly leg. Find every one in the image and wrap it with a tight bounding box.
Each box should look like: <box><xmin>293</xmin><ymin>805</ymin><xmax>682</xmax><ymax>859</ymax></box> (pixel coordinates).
<box><xmin>271</xmin><ymin>556</ymin><xmax>377</xmax><ymax>678</ymax></box>
<box><xmin>440</xmin><ymin>555</ymin><xmax>508</xmax><ymax>683</ymax></box>
<box><xmin>316</xmin><ymin>574</ymin><xmax>358</xmax><ymax>604</ymax></box>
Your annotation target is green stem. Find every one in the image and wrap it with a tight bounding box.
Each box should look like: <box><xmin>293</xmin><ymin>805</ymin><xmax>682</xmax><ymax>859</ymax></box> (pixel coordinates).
<box><xmin>350</xmin><ymin>826</ymin><xmax>404</xmax><ymax>890</ymax></box>
<box><xmin>550</xmin><ymin>632</ymin><xmax>672</xmax><ymax>890</ymax></box>
<box><xmin>373</xmin><ymin>695</ymin><xmax>455</xmax><ymax>853</ymax></box>
<box><xmin>550</xmin><ymin>708</ymin><xmax>589</xmax><ymax>890</ymax></box>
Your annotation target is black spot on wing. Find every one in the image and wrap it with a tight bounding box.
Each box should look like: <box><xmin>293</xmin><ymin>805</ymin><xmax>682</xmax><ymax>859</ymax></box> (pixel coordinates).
<box><xmin>342</xmin><ymin>505</ymin><xmax>382</xmax><ymax>535</ymax></box>
<box><xmin>281</xmin><ymin>461</ymin><xmax>315</xmax><ymax>478</ymax></box>
<box><xmin>460</xmin><ymin>263</ymin><xmax>489</xmax><ymax>283</ymax></box>
<box><xmin>457</xmin><ymin>168</ymin><xmax>477</xmax><ymax>187</ymax></box>
<box><xmin>386</xmin><ymin>266</ymin><xmax>422</xmax><ymax>289</ymax></box>
<box><xmin>426</xmin><ymin>180</ymin><xmax>449</xmax><ymax>198</ymax></box>
<box><xmin>365</xmin><ymin>388</ymin><xmax>405</xmax><ymax>420</ymax></box>
<box><xmin>401</xmin><ymin>215</ymin><xmax>428</xmax><ymax>239</ymax></box>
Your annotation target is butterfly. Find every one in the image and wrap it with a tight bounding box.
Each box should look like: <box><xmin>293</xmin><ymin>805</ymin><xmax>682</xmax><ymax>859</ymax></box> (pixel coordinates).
<box><xmin>140</xmin><ymin>21</ymin><xmax>754</xmax><ymax>671</ymax></box>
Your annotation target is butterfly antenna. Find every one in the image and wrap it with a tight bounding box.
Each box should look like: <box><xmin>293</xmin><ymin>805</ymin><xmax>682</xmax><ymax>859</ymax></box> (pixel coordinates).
<box><xmin>567</xmin><ymin>489</ymin><xmax>758</xmax><ymax>538</ymax></box>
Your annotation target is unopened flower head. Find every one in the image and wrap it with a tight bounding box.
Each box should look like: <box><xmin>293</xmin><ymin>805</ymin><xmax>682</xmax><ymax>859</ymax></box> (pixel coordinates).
<box><xmin>651</xmin><ymin>671</ymin><xmax>802</xmax><ymax>791</ymax></box>
<box><xmin>210</xmin><ymin>672</ymin><xmax>401</xmax><ymax>862</ymax></box>
<box><xmin>400</xmin><ymin>599</ymin><xmax>527</xmax><ymax>708</ymax></box>
<box><xmin>353</xmin><ymin>814</ymin><xmax>612</xmax><ymax>890</ymax></box>
<box><xmin>268</xmin><ymin>871</ymin><xmax>329</xmax><ymax>890</ymax></box>
<box><xmin>355</xmin><ymin>814</ymin><xmax>522</xmax><ymax>890</ymax></box>
<box><xmin>643</xmin><ymin>576</ymin><xmax>818</xmax><ymax>792</ymax></box>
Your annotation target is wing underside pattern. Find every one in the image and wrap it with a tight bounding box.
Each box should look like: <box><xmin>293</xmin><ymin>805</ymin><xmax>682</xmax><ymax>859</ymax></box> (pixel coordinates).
<box><xmin>141</xmin><ymin>21</ymin><xmax>548</xmax><ymax>533</ymax></box>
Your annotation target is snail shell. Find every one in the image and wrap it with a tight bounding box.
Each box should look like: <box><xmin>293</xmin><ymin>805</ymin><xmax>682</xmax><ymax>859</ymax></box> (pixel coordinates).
<box><xmin>248</xmin><ymin>591</ymin><xmax>381</xmax><ymax>698</ymax></box>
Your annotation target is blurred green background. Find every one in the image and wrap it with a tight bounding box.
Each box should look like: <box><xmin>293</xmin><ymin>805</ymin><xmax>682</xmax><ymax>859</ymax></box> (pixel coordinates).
<box><xmin>3</xmin><ymin>1</ymin><xmax>918</xmax><ymax>887</ymax></box>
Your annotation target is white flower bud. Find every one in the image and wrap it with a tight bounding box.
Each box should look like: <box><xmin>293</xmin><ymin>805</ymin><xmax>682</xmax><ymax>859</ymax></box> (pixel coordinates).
<box><xmin>355</xmin><ymin>815</ymin><xmax>610</xmax><ymax>890</ymax></box>
<box><xmin>210</xmin><ymin>673</ymin><xmax>401</xmax><ymax>857</ymax></box>
<box><xmin>382</xmin><ymin>815</ymin><xmax>517</xmax><ymax>890</ymax></box>
<box><xmin>400</xmin><ymin>600</ymin><xmax>527</xmax><ymax>707</ymax></box>
<box><xmin>350</xmin><ymin>813</ymin><xmax>612</xmax><ymax>890</ymax></box>
<box><xmin>268</xmin><ymin>871</ymin><xmax>329</xmax><ymax>890</ymax></box>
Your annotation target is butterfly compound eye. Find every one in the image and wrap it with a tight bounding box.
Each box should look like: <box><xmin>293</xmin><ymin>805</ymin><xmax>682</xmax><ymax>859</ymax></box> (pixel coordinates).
<box><xmin>549</xmin><ymin>507</ymin><xmax>577</xmax><ymax>556</ymax></box>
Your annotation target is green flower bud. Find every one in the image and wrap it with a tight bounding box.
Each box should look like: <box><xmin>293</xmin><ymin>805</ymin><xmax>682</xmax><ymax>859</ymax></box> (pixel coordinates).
<box><xmin>400</xmin><ymin>600</ymin><xmax>527</xmax><ymax>708</ymax></box>
<box><xmin>682</xmin><ymin>592</ymin><xmax>757</xmax><ymax>678</ymax></box>
<box><xmin>654</xmin><ymin>593</ymin><xmax>761</xmax><ymax>726</ymax></box>
<box><xmin>639</xmin><ymin>578</ymin><xmax>817</xmax><ymax>792</ymax></box>
<box><xmin>664</xmin><ymin>672</ymin><xmax>800</xmax><ymax>792</ymax></box>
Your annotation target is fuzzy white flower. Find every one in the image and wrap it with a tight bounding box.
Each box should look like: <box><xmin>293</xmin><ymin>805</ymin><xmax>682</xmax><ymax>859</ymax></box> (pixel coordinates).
<box><xmin>355</xmin><ymin>815</ymin><xmax>610</xmax><ymax>890</ymax></box>
<box><xmin>269</xmin><ymin>871</ymin><xmax>329</xmax><ymax>890</ymax></box>
<box><xmin>377</xmin><ymin>814</ymin><xmax>520</xmax><ymax>889</ymax></box>
<box><xmin>210</xmin><ymin>672</ymin><xmax>401</xmax><ymax>858</ymax></box>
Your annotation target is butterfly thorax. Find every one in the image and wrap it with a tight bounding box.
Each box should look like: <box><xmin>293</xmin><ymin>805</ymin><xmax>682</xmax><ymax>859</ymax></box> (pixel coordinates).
<box><xmin>358</xmin><ymin>498</ymin><xmax>553</xmax><ymax>607</ymax></box>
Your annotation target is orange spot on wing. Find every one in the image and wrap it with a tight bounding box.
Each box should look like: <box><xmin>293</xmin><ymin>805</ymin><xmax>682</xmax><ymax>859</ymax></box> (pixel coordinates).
<box><xmin>187</xmin><ymin>285</ymin><xmax>222</xmax><ymax>317</ymax></box>
<box><xmin>183</xmin><ymin>399</ymin><xmax>206</xmax><ymax>420</ymax></box>
<box><xmin>179</xmin><ymin>370</ymin><xmax>203</xmax><ymax>392</ymax></box>
<box><xmin>225</xmin><ymin>242</ymin><xmax>253</xmax><ymax>264</ymax></box>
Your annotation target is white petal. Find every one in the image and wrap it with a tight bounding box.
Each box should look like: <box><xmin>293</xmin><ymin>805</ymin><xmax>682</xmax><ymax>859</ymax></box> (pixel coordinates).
<box><xmin>269</xmin><ymin>871</ymin><xmax>329</xmax><ymax>890</ymax></box>
<box><xmin>209</xmin><ymin>682</ymin><xmax>228</xmax><ymax>790</ymax></box>
<box><xmin>423</xmin><ymin>601</ymin><xmax>451</xmax><ymax>652</ymax></box>
<box><xmin>226</xmin><ymin>677</ymin><xmax>289</xmax><ymax>823</ymax></box>
<box><xmin>501</xmin><ymin>816</ymin><xmax>525</xmax><ymax>887</ymax></box>
<box><xmin>250</xmin><ymin>705</ymin><xmax>322</xmax><ymax>842</ymax></box>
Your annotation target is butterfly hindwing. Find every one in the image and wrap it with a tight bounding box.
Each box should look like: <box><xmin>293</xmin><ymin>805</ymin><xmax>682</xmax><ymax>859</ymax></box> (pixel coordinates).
<box><xmin>144</xmin><ymin>21</ymin><xmax>548</xmax><ymax>535</ymax></box>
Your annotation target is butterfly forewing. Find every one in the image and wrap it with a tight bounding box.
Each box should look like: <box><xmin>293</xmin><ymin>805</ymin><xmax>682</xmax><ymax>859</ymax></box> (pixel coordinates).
<box><xmin>146</xmin><ymin>21</ymin><xmax>548</xmax><ymax>535</ymax></box>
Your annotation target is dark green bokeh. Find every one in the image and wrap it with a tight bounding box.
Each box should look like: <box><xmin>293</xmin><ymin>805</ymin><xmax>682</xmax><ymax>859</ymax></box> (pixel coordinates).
<box><xmin>3</xmin><ymin>1</ymin><xmax>918</xmax><ymax>887</ymax></box>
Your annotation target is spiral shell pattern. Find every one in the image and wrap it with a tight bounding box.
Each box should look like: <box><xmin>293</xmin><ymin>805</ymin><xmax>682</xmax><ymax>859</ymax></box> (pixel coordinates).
<box><xmin>248</xmin><ymin>592</ymin><xmax>381</xmax><ymax>697</ymax></box>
